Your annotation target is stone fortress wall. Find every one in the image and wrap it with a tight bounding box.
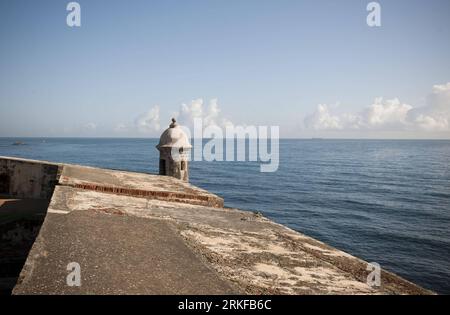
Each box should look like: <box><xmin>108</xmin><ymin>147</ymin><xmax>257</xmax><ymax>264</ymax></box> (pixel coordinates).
<box><xmin>0</xmin><ymin>156</ymin><xmax>434</xmax><ymax>295</ymax></box>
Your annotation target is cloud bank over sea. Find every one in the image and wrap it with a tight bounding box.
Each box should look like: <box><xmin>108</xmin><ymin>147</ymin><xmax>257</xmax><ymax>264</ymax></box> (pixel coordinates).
<box><xmin>304</xmin><ymin>83</ymin><xmax>450</xmax><ymax>136</ymax></box>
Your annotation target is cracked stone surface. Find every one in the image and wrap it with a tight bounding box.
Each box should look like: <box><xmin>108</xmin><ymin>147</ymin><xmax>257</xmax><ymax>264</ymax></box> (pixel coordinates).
<box><xmin>15</xmin><ymin>185</ymin><xmax>432</xmax><ymax>295</ymax></box>
<box><xmin>1</xmin><ymin>157</ymin><xmax>432</xmax><ymax>295</ymax></box>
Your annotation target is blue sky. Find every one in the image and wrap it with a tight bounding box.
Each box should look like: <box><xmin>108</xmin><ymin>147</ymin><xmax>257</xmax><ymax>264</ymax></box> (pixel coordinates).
<box><xmin>1</xmin><ymin>0</ymin><xmax>449</xmax><ymax>138</ymax></box>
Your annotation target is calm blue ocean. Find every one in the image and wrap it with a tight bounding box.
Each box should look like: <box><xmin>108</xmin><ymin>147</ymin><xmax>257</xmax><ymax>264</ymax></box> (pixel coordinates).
<box><xmin>1</xmin><ymin>138</ymin><xmax>449</xmax><ymax>294</ymax></box>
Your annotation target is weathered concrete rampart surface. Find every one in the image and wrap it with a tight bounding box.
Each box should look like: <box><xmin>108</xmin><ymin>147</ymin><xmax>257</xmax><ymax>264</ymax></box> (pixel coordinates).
<box><xmin>0</xmin><ymin>157</ymin><xmax>434</xmax><ymax>295</ymax></box>
<box><xmin>59</xmin><ymin>164</ymin><xmax>223</xmax><ymax>208</ymax></box>
<box><xmin>0</xmin><ymin>157</ymin><xmax>61</xmax><ymax>200</ymax></box>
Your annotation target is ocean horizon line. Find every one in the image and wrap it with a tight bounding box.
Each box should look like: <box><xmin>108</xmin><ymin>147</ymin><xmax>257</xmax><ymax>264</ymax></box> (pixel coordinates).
<box><xmin>1</xmin><ymin>136</ymin><xmax>450</xmax><ymax>141</ymax></box>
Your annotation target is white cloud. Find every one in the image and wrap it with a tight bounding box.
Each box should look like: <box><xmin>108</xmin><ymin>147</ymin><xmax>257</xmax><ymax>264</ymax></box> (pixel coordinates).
<box><xmin>135</xmin><ymin>106</ymin><xmax>160</xmax><ymax>133</ymax></box>
<box><xmin>414</xmin><ymin>114</ymin><xmax>448</xmax><ymax>131</ymax></box>
<box><xmin>304</xmin><ymin>82</ymin><xmax>450</xmax><ymax>134</ymax></box>
<box><xmin>365</xmin><ymin>98</ymin><xmax>412</xmax><ymax>127</ymax></box>
<box><xmin>114</xmin><ymin>100</ymin><xmax>233</xmax><ymax>137</ymax></box>
<box><xmin>84</xmin><ymin>122</ymin><xmax>97</xmax><ymax>131</ymax></box>
<box><xmin>304</xmin><ymin>104</ymin><xmax>343</xmax><ymax>130</ymax></box>
<box><xmin>407</xmin><ymin>82</ymin><xmax>450</xmax><ymax>131</ymax></box>
<box><xmin>175</xmin><ymin>98</ymin><xmax>233</xmax><ymax>130</ymax></box>
<box><xmin>114</xmin><ymin>122</ymin><xmax>128</xmax><ymax>133</ymax></box>
<box><xmin>430</xmin><ymin>82</ymin><xmax>450</xmax><ymax>109</ymax></box>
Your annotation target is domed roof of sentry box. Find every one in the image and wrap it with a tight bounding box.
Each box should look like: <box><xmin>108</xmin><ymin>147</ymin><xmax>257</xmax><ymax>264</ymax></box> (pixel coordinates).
<box><xmin>156</xmin><ymin>118</ymin><xmax>192</xmax><ymax>149</ymax></box>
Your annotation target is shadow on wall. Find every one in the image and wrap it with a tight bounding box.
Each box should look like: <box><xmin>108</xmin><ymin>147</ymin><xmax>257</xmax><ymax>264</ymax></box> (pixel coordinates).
<box><xmin>0</xmin><ymin>157</ymin><xmax>61</xmax><ymax>293</ymax></box>
<box><xmin>0</xmin><ymin>174</ymin><xmax>10</xmax><ymax>195</ymax></box>
<box><xmin>0</xmin><ymin>198</ymin><xmax>49</xmax><ymax>295</ymax></box>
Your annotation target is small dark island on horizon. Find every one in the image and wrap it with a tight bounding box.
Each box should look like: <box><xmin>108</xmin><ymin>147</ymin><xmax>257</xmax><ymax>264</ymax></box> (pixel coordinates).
<box><xmin>1</xmin><ymin>0</ymin><xmax>449</xmax><ymax>305</ymax></box>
